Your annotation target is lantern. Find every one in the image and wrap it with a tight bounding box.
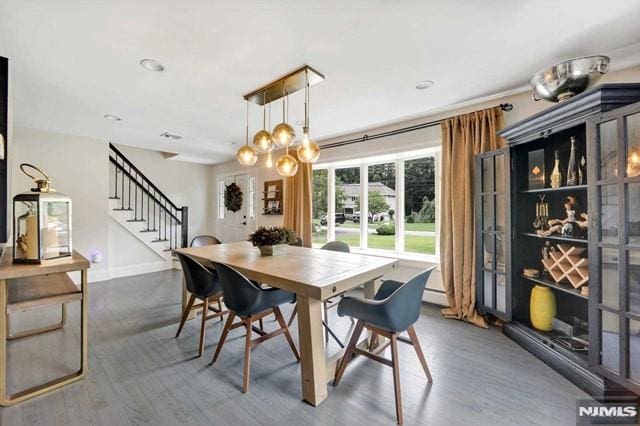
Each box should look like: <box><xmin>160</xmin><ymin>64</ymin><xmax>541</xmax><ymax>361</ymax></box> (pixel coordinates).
<box><xmin>13</xmin><ymin>164</ymin><xmax>72</xmax><ymax>263</ymax></box>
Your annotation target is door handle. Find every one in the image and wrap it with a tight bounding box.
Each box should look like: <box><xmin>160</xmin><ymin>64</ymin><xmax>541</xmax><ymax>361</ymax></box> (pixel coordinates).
<box><xmin>241</xmin><ymin>221</ymin><xmax>247</xmax><ymax>225</ymax></box>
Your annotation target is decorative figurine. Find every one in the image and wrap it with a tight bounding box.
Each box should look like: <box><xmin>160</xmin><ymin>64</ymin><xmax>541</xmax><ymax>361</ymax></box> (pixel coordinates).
<box><xmin>578</xmin><ymin>155</ymin><xmax>586</xmax><ymax>185</ymax></box>
<box><xmin>537</xmin><ymin>196</ymin><xmax>588</xmax><ymax>238</ymax></box>
<box><xmin>550</xmin><ymin>150</ymin><xmax>563</xmax><ymax>188</ymax></box>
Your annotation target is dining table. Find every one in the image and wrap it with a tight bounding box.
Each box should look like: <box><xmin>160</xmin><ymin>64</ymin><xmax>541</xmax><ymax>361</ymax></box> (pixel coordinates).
<box><xmin>176</xmin><ymin>241</ymin><xmax>399</xmax><ymax>406</ymax></box>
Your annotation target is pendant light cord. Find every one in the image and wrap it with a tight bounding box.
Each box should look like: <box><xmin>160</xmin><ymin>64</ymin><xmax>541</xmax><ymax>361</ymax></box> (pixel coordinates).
<box><xmin>245</xmin><ymin>101</ymin><xmax>249</xmax><ymax>145</ymax></box>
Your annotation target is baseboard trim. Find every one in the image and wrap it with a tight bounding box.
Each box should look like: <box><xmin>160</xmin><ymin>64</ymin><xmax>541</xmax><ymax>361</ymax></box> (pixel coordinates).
<box><xmin>109</xmin><ymin>261</ymin><xmax>172</xmax><ymax>280</ymax></box>
<box><xmin>423</xmin><ymin>288</ymin><xmax>447</xmax><ymax>306</ymax></box>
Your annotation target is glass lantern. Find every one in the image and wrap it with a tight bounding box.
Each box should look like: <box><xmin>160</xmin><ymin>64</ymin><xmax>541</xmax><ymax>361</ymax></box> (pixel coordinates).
<box><xmin>13</xmin><ymin>164</ymin><xmax>72</xmax><ymax>263</ymax></box>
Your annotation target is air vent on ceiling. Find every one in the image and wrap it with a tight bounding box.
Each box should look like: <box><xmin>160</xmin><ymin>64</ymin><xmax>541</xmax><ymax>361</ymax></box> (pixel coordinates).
<box><xmin>160</xmin><ymin>131</ymin><xmax>182</xmax><ymax>141</ymax></box>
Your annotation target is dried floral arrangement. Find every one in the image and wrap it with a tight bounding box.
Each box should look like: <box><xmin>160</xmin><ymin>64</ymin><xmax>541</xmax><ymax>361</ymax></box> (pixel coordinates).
<box><xmin>248</xmin><ymin>226</ymin><xmax>297</xmax><ymax>247</ymax></box>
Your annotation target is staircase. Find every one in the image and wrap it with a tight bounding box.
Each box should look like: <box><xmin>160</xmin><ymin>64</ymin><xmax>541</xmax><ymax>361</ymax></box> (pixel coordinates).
<box><xmin>108</xmin><ymin>143</ymin><xmax>188</xmax><ymax>267</ymax></box>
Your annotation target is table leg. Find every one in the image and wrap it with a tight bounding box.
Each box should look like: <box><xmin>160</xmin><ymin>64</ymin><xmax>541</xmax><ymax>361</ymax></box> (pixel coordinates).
<box><xmin>296</xmin><ymin>295</ymin><xmax>327</xmax><ymax>406</ymax></box>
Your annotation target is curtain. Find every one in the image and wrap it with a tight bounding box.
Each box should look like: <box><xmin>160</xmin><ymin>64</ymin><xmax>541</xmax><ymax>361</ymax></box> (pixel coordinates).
<box><xmin>439</xmin><ymin>107</ymin><xmax>505</xmax><ymax>328</ymax></box>
<box><xmin>283</xmin><ymin>152</ymin><xmax>313</xmax><ymax>247</ymax></box>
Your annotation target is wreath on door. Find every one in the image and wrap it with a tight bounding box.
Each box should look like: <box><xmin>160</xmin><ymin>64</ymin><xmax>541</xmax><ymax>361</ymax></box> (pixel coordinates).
<box><xmin>224</xmin><ymin>182</ymin><xmax>243</xmax><ymax>212</ymax></box>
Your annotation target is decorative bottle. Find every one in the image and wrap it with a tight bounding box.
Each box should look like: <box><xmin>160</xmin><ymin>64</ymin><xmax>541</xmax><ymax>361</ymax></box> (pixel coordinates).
<box><xmin>578</xmin><ymin>155</ymin><xmax>586</xmax><ymax>185</ymax></box>
<box><xmin>566</xmin><ymin>137</ymin><xmax>577</xmax><ymax>186</ymax></box>
<box><xmin>550</xmin><ymin>150</ymin><xmax>563</xmax><ymax>188</ymax></box>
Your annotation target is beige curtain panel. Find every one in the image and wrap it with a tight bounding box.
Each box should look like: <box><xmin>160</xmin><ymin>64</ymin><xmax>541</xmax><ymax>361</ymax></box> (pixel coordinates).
<box><xmin>283</xmin><ymin>152</ymin><xmax>313</xmax><ymax>248</ymax></box>
<box><xmin>439</xmin><ymin>106</ymin><xmax>505</xmax><ymax>328</ymax></box>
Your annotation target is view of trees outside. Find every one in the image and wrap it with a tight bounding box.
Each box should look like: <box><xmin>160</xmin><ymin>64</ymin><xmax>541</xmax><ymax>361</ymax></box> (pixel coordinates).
<box><xmin>367</xmin><ymin>162</ymin><xmax>395</xmax><ymax>250</ymax></box>
<box><xmin>334</xmin><ymin>167</ymin><xmax>360</xmax><ymax>248</ymax></box>
<box><xmin>404</xmin><ymin>157</ymin><xmax>436</xmax><ymax>254</ymax></box>
<box><xmin>312</xmin><ymin>168</ymin><xmax>328</xmax><ymax>245</ymax></box>
<box><xmin>311</xmin><ymin>155</ymin><xmax>437</xmax><ymax>255</ymax></box>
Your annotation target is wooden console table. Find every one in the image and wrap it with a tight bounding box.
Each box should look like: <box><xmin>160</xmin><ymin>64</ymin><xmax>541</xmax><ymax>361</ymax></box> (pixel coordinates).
<box><xmin>0</xmin><ymin>248</ymin><xmax>89</xmax><ymax>406</ymax></box>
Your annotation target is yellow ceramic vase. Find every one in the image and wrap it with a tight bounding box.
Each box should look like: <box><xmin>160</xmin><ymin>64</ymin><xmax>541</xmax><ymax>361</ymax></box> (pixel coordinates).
<box><xmin>530</xmin><ymin>285</ymin><xmax>556</xmax><ymax>331</ymax></box>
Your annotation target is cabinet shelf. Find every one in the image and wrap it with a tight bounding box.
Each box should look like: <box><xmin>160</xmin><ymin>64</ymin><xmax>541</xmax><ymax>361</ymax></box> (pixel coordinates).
<box><xmin>519</xmin><ymin>232</ymin><xmax>588</xmax><ymax>244</ymax></box>
<box><xmin>519</xmin><ymin>184</ymin><xmax>587</xmax><ymax>194</ymax></box>
<box><xmin>519</xmin><ymin>274</ymin><xmax>587</xmax><ymax>300</ymax></box>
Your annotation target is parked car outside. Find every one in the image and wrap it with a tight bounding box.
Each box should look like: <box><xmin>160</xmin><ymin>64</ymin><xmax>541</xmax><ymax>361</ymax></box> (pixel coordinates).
<box><xmin>320</xmin><ymin>213</ymin><xmax>346</xmax><ymax>225</ymax></box>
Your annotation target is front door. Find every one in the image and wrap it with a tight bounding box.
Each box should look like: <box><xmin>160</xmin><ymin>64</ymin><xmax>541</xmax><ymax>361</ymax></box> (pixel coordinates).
<box><xmin>217</xmin><ymin>174</ymin><xmax>256</xmax><ymax>243</ymax></box>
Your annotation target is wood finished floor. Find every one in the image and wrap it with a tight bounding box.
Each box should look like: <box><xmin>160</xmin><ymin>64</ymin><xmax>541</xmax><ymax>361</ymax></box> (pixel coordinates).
<box><xmin>1</xmin><ymin>270</ymin><xmax>586</xmax><ymax>426</ymax></box>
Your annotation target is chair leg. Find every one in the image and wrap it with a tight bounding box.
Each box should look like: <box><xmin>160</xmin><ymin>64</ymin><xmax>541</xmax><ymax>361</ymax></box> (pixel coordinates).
<box><xmin>198</xmin><ymin>298</ymin><xmax>209</xmax><ymax>357</ymax></box>
<box><xmin>217</xmin><ymin>299</ymin><xmax>223</xmax><ymax>322</ymax></box>
<box><xmin>259</xmin><ymin>318</ymin><xmax>264</xmax><ymax>331</ymax></box>
<box><xmin>390</xmin><ymin>333</ymin><xmax>403</xmax><ymax>425</ymax></box>
<box><xmin>407</xmin><ymin>325</ymin><xmax>432</xmax><ymax>383</ymax></box>
<box><xmin>322</xmin><ymin>320</ymin><xmax>344</xmax><ymax>348</ymax></box>
<box><xmin>211</xmin><ymin>312</ymin><xmax>235</xmax><ymax>364</ymax></box>
<box><xmin>273</xmin><ymin>307</ymin><xmax>300</xmax><ymax>361</ymax></box>
<box><xmin>287</xmin><ymin>304</ymin><xmax>297</xmax><ymax>327</ymax></box>
<box><xmin>176</xmin><ymin>294</ymin><xmax>196</xmax><ymax>338</ymax></box>
<box><xmin>242</xmin><ymin>319</ymin><xmax>252</xmax><ymax>393</ymax></box>
<box><xmin>333</xmin><ymin>320</ymin><xmax>365</xmax><ymax>386</ymax></box>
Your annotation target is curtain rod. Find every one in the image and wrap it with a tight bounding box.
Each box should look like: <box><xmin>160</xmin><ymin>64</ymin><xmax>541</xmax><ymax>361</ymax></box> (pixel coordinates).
<box><xmin>320</xmin><ymin>103</ymin><xmax>513</xmax><ymax>150</ymax></box>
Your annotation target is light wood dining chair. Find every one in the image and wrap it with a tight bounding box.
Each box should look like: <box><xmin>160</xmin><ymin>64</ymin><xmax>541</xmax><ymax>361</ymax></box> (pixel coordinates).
<box><xmin>333</xmin><ymin>267</ymin><xmax>436</xmax><ymax>425</ymax></box>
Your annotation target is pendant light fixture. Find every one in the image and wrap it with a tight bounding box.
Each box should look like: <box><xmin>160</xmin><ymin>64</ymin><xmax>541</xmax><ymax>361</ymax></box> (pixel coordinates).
<box><xmin>264</xmin><ymin>100</ymin><xmax>274</xmax><ymax>168</ymax></box>
<box><xmin>236</xmin><ymin>101</ymin><xmax>258</xmax><ymax>166</ymax></box>
<box><xmin>297</xmin><ymin>69</ymin><xmax>321</xmax><ymax>163</ymax></box>
<box><xmin>253</xmin><ymin>90</ymin><xmax>274</xmax><ymax>153</ymax></box>
<box><xmin>272</xmin><ymin>81</ymin><xmax>296</xmax><ymax>148</ymax></box>
<box><xmin>276</xmin><ymin>149</ymin><xmax>299</xmax><ymax>177</ymax></box>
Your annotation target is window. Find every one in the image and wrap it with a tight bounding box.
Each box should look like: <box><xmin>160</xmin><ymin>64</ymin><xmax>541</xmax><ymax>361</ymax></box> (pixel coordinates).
<box><xmin>313</xmin><ymin>148</ymin><xmax>440</xmax><ymax>261</ymax></box>
<box><xmin>312</xmin><ymin>169</ymin><xmax>328</xmax><ymax>245</ymax></box>
<box><xmin>335</xmin><ymin>166</ymin><xmax>360</xmax><ymax>248</ymax></box>
<box><xmin>367</xmin><ymin>162</ymin><xmax>396</xmax><ymax>251</ymax></box>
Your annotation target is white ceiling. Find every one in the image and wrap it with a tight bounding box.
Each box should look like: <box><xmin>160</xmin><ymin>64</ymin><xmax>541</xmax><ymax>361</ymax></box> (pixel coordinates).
<box><xmin>1</xmin><ymin>0</ymin><xmax>640</xmax><ymax>164</ymax></box>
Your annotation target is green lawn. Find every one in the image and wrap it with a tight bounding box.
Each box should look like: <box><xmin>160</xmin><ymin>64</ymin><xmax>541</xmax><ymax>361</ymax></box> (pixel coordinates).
<box><xmin>313</xmin><ymin>230</ymin><xmax>435</xmax><ymax>254</ymax></box>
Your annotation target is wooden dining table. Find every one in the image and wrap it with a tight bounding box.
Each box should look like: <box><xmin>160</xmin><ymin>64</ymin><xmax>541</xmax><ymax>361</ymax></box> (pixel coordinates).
<box><xmin>176</xmin><ymin>241</ymin><xmax>399</xmax><ymax>406</ymax></box>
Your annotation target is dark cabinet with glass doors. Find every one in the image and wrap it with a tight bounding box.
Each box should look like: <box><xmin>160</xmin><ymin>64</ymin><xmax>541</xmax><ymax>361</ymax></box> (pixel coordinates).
<box><xmin>476</xmin><ymin>83</ymin><xmax>640</xmax><ymax>397</ymax></box>
<box><xmin>587</xmin><ymin>101</ymin><xmax>640</xmax><ymax>394</ymax></box>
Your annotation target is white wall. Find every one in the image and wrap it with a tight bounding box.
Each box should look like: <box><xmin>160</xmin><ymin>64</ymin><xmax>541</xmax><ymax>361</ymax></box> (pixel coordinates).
<box><xmin>8</xmin><ymin>128</ymin><xmax>217</xmax><ymax>281</ymax></box>
<box><xmin>11</xmin><ymin>127</ymin><xmax>110</xmax><ymax>281</ymax></box>
<box><xmin>113</xmin><ymin>144</ymin><xmax>214</xmax><ymax>237</ymax></box>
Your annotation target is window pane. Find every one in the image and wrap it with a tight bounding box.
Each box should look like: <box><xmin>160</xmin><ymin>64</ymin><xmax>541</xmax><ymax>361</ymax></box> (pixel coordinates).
<box><xmin>368</xmin><ymin>162</ymin><xmax>395</xmax><ymax>251</ymax></box>
<box><xmin>626</xmin><ymin>112</ymin><xmax>640</xmax><ymax>178</ymax></box>
<box><xmin>602</xmin><ymin>310</ymin><xmax>620</xmax><ymax>374</ymax></box>
<box><xmin>483</xmin><ymin>271</ymin><xmax>494</xmax><ymax>309</ymax></box>
<box><xmin>599</xmin><ymin>119</ymin><xmax>617</xmax><ymax>180</ymax></box>
<box><xmin>404</xmin><ymin>157</ymin><xmax>436</xmax><ymax>255</ymax></box>
<box><xmin>602</xmin><ymin>248</ymin><xmax>619</xmax><ymax>309</ymax></box>
<box><xmin>496</xmin><ymin>274</ymin><xmax>506</xmax><ymax>312</ymax></box>
<box><xmin>629</xmin><ymin>182</ymin><xmax>640</xmax><ymax>246</ymax></box>
<box><xmin>335</xmin><ymin>167</ymin><xmax>360</xmax><ymax>248</ymax></box>
<box><xmin>495</xmin><ymin>154</ymin><xmax>504</xmax><ymax>193</ymax></box>
<box><xmin>496</xmin><ymin>195</ymin><xmax>505</xmax><ymax>232</ymax></box>
<box><xmin>482</xmin><ymin>233</ymin><xmax>493</xmax><ymax>269</ymax></box>
<box><xmin>629</xmin><ymin>250</ymin><xmax>640</xmax><ymax>315</ymax></box>
<box><xmin>600</xmin><ymin>185</ymin><xmax>618</xmax><ymax>244</ymax></box>
<box><xmin>483</xmin><ymin>195</ymin><xmax>494</xmax><ymax>231</ymax></box>
<box><xmin>312</xmin><ymin>169</ymin><xmax>328</xmax><ymax>246</ymax></box>
<box><xmin>495</xmin><ymin>234</ymin><xmax>505</xmax><ymax>273</ymax></box>
<box><xmin>482</xmin><ymin>157</ymin><xmax>493</xmax><ymax>192</ymax></box>
<box><xmin>629</xmin><ymin>319</ymin><xmax>640</xmax><ymax>384</ymax></box>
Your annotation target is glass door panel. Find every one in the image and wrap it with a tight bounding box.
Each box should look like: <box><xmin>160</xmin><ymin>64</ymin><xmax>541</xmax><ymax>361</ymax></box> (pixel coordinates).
<box><xmin>476</xmin><ymin>149</ymin><xmax>510</xmax><ymax>321</ymax></box>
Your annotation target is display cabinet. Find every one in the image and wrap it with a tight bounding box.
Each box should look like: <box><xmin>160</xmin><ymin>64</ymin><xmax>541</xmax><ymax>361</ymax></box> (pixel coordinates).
<box><xmin>476</xmin><ymin>83</ymin><xmax>640</xmax><ymax>397</ymax></box>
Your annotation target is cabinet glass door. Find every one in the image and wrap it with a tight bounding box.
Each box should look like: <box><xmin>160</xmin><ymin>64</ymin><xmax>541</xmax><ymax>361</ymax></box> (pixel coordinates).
<box><xmin>476</xmin><ymin>148</ymin><xmax>511</xmax><ymax>320</ymax></box>
<box><xmin>588</xmin><ymin>101</ymin><xmax>640</xmax><ymax>393</ymax></box>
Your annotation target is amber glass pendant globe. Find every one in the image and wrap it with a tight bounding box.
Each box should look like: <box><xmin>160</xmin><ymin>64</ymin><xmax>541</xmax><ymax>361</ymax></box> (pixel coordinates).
<box><xmin>236</xmin><ymin>145</ymin><xmax>258</xmax><ymax>166</ymax></box>
<box><xmin>297</xmin><ymin>141</ymin><xmax>320</xmax><ymax>163</ymax></box>
<box><xmin>272</xmin><ymin>122</ymin><xmax>296</xmax><ymax>148</ymax></box>
<box><xmin>253</xmin><ymin>130</ymin><xmax>273</xmax><ymax>153</ymax></box>
<box><xmin>275</xmin><ymin>153</ymin><xmax>298</xmax><ymax>177</ymax></box>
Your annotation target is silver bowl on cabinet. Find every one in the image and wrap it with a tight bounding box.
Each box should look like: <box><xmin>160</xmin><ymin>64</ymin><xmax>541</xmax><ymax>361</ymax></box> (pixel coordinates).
<box><xmin>530</xmin><ymin>56</ymin><xmax>610</xmax><ymax>103</ymax></box>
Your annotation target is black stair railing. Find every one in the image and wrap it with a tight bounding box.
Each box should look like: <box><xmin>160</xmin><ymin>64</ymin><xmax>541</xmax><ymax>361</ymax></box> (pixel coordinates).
<box><xmin>108</xmin><ymin>143</ymin><xmax>189</xmax><ymax>251</ymax></box>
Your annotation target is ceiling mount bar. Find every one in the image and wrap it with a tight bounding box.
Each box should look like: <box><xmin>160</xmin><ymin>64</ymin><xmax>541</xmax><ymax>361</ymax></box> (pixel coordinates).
<box><xmin>243</xmin><ymin>65</ymin><xmax>325</xmax><ymax>106</ymax></box>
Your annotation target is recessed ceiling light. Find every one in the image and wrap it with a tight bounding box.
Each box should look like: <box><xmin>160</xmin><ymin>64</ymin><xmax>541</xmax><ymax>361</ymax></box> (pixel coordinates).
<box><xmin>140</xmin><ymin>58</ymin><xmax>165</xmax><ymax>72</ymax></box>
<box><xmin>104</xmin><ymin>114</ymin><xmax>122</xmax><ymax>121</ymax></box>
<box><xmin>415</xmin><ymin>80</ymin><xmax>434</xmax><ymax>90</ymax></box>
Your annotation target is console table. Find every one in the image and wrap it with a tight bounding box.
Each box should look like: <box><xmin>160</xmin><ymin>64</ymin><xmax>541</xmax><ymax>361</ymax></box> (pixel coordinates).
<box><xmin>0</xmin><ymin>248</ymin><xmax>89</xmax><ymax>405</ymax></box>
